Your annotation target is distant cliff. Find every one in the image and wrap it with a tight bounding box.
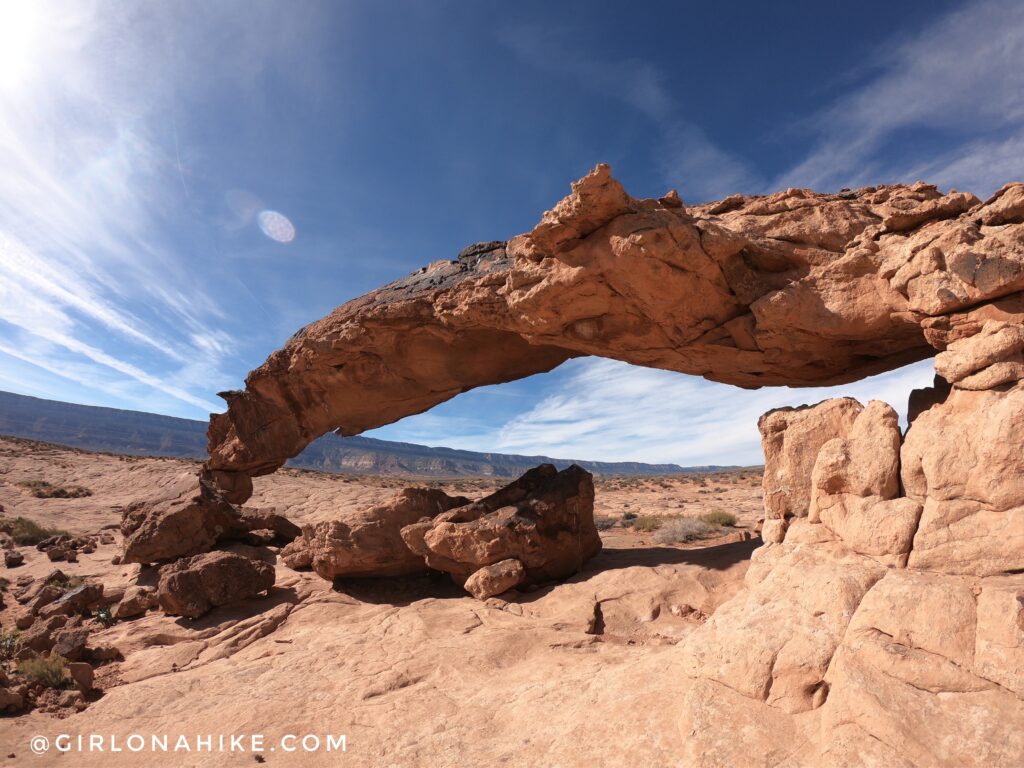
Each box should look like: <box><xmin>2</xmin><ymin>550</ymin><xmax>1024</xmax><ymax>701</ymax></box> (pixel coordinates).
<box><xmin>0</xmin><ymin>391</ymin><xmax>733</xmax><ymax>478</ymax></box>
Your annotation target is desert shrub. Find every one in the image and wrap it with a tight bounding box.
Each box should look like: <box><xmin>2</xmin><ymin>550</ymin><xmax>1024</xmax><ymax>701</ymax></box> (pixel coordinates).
<box><xmin>17</xmin><ymin>654</ymin><xmax>68</xmax><ymax>688</ymax></box>
<box><xmin>95</xmin><ymin>607</ymin><xmax>116</xmax><ymax>628</ymax></box>
<box><xmin>17</xmin><ymin>480</ymin><xmax>92</xmax><ymax>499</ymax></box>
<box><xmin>621</xmin><ymin>511</ymin><xmax>637</xmax><ymax>521</ymax></box>
<box><xmin>653</xmin><ymin>517</ymin><xmax>718</xmax><ymax>544</ymax></box>
<box><xmin>0</xmin><ymin>630</ymin><xmax>20</xmax><ymax>661</ymax></box>
<box><xmin>0</xmin><ymin>577</ymin><xmax>9</xmax><ymax>592</ymax></box>
<box><xmin>593</xmin><ymin>516</ymin><xmax>616</xmax><ymax>531</ymax></box>
<box><xmin>0</xmin><ymin>516</ymin><xmax>72</xmax><ymax>546</ymax></box>
<box><xmin>632</xmin><ymin>515</ymin><xmax>662</xmax><ymax>533</ymax></box>
<box><xmin>702</xmin><ymin>511</ymin><xmax>737</xmax><ymax>527</ymax></box>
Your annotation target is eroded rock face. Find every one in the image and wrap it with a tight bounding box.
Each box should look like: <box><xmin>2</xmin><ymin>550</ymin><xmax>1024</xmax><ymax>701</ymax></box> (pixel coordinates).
<box><xmin>157</xmin><ymin>551</ymin><xmax>275</xmax><ymax>619</ymax></box>
<box><xmin>759</xmin><ymin>398</ymin><xmax>861</xmax><ymax>522</ymax></box>
<box><xmin>284</xmin><ymin>488</ymin><xmax>470</xmax><ymax>579</ymax></box>
<box><xmin>401</xmin><ymin>464</ymin><xmax>601</xmax><ymax>587</ymax></box>
<box><xmin>680</xmin><ymin>385</ymin><xmax>1024</xmax><ymax>766</ymax></box>
<box><xmin>902</xmin><ymin>383</ymin><xmax>1024</xmax><ymax>575</ymax></box>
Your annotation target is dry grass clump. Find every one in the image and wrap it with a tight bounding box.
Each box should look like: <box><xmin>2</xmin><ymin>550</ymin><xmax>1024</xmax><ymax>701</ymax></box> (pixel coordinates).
<box><xmin>17</xmin><ymin>654</ymin><xmax>69</xmax><ymax>689</ymax></box>
<box><xmin>0</xmin><ymin>516</ymin><xmax>72</xmax><ymax>545</ymax></box>
<box><xmin>630</xmin><ymin>515</ymin><xmax>663</xmax><ymax>532</ymax></box>
<box><xmin>701</xmin><ymin>510</ymin><xmax>737</xmax><ymax>527</ymax></box>
<box><xmin>653</xmin><ymin>517</ymin><xmax>719</xmax><ymax>544</ymax></box>
<box><xmin>17</xmin><ymin>480</ymin><xmax>92</xmax><ymax>499</ymax></box>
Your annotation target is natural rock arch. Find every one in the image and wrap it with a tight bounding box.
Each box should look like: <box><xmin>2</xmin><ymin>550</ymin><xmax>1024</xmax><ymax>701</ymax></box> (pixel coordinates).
<box><xmin>204</xmin><ymin>164</ymin><xmax>1024</xmax><ymax>504</ymax></box>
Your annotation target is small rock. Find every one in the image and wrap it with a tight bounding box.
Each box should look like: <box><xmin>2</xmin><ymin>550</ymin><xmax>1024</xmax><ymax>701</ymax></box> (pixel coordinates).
<box><xmin>0</xmin><ymin>687</ymin><xmax>23</xmax><ymax>713</ymax></box>
<box><xmin>15</xmin><ymin>614</ymin><xmax>34</xmax><ymax>630</ymax></box>
<box><xmin>464</xmin><ymin>558</ymin><xmax>526</xmax><ymax>600</ymax></box>
<box><xmin>57</xmin><ymin>689</ymin><xmax>84</xmax><ymax>709</ymax></box>
<box><xmin>87</xmin><ymin>645</ymin><xmax>120</xmax><ymax>662</ymax></box>
<box><xmin>19</xmin><ymin>614</ymin><xmax>69</xmax><ymax>653</ymax></box>
<box><xmin>27</xmin><ymin>584</ymin><xmax>65</xmax><ymax>614</ymax></box>
<box><xmin>113</xmin><ymin>585</ymin><xmax>158</xmax><ymax>619</ymax></box>
<box><xmin>4</xmin><ymin>550</ymin><xmax>24</xmax><ymax>568</ymax></box>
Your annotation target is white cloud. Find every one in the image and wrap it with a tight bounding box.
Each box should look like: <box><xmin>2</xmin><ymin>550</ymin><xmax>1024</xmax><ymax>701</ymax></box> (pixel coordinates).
<box><xmin>485</xmin><ymin>358</ymin><xmax>936</xmax><ymax>466</ymax></box>
<box><xmin>778</xmin><ymin>0</ymin><xmax>1024</xmax><ymax>195</ymax></box>
<box><xmin>0</xmin><ymin>1</ymin><xmax>323</xmax><ymax>417</ymax></box>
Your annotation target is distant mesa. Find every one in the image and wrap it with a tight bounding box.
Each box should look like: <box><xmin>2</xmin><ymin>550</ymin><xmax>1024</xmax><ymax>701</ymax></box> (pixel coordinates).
<box><xmin>0</xmin><ymin>390</ymin><xmax>736</xmax><ymax>478</ymax></box>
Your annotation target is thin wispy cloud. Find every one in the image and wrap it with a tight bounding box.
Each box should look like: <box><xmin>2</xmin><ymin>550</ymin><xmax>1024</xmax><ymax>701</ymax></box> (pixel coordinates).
<box><xmin>778</xmin><ymin>0</ymin><xmax>1024</xmax><ymax>194</ymax></box>
<box><xmin>497</xmin><ymin>23</ymin><xmax>761</xmax><ymax>202</ymax></box>
<box><xmin>0</xmin><ymin>2</ymin><xmax>322</xmax><ymax>418</ymax></box>
<box><xmin>486</xmin><ymin>359</ymin><xmax>936</xmax><ymax>466</ymax></box>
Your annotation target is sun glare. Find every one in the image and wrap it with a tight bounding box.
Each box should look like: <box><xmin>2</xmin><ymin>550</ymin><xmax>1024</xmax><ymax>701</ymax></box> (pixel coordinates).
<box><xmin>0</xmin><ymin>1</ymin><xmax>44</xmax><ymax>92</ymax></box>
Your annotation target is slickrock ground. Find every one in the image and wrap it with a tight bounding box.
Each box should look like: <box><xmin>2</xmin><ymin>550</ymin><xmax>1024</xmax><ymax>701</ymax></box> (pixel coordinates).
<box><xmin>0</xmin><ymin>438</ymin><xmax>761</xmax><ymax>766</ymax></box>
<box><xmin>4</xmin><ymin>166</ymin><xmax>1023</xmax><ymax>766</ymax></box>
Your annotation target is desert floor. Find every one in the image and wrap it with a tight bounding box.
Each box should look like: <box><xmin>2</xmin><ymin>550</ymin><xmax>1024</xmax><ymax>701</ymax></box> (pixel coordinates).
<box><xmin>0</xmin><ymin>437</ymin><xmax>764</xmax><ymax>767</ymax></box>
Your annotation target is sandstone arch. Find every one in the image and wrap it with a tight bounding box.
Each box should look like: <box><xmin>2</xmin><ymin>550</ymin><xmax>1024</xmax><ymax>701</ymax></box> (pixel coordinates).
<box><xmin>205</xmin><ymin>165</ymin><xmax>1024</xmax><ymax>504</ymax></box>
<box><xmin>120</xmin><ymin>167</ymin><xmax>1024</xmax><ymax>765</ymax></box>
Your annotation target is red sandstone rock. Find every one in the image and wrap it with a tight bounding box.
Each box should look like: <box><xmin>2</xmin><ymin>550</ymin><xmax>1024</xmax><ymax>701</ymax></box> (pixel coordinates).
<box><xmin>285</xmin><ymin>488</ymin><xmax>470</xmax><ymax>579</ymax></box>
<box><xmin>120</xmin><ymin>472</ymin><xmax>242</xmax><ymax>565</ymax></box>
<box><xmin>205</xmin><ymin>170</ymin><xmax>1024</xmax><ymax>493</ymax></box>
<box><xmin>157</xmin><ymin>551</ymin><xmax>275</xmax><ymax>619</ymax></box>
<box><xmin>400</xmin><ymin>464</ymin><xmax>601</xmax><ymax>589</ymax></box>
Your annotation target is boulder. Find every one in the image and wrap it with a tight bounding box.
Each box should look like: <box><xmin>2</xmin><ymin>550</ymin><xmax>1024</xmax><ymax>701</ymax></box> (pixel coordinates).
<box><xmin>44</xmin><ymin>582</ymin><xmax>104</xmax><ymax>616</ymax></box>
<box><xmin>401</xmin><ymin>464</ymin><xmax>601</xmax><ymax>587</ymax></box>
<box><xmin>157</xmin><ymin>551</ymin><xmax>275</xmax><ymax>619</ymax></box>
<box><xmin>4</xmin><ymin>550</ymin><xmax>23</xmax><ymax>568</ymax></box>
<box><xmin>238</xmin><ymin>507</ymin><xmax>302</xmax><ymax>544</ymax></box>
<box><xmin>19</xmin><ymin>614</ymin><xmax>70</xmax><ymax>653</ymax></box>
<box><xmin>289</xmin><ymin>488</ymin><xmax>470</xmax><ymax>580</ymax></box>
<box><xmin>120</xmin><ymin>471</ymin><xmax>242</xmax><ymax>565</ymax></box>
<box><xmin>52</xmin><ymin>626</ymin><xmax>90</xmax><ymax>661</ymax></box>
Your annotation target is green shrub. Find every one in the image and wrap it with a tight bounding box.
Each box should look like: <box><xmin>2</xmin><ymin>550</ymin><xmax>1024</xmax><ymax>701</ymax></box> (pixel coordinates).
<box><xmin>95</xmin><ymin>607</ymin><xmax>116</xmax><ymax>628</ymax></box>
<box><xmin>701</xmin><ymin>511</ymin><xmax>737</xmax><ymax>527</ymax></box>
<box><xmin>652</xmin><ymin>517</ymin><xmax>718</xmax><ymax>544</ymax></box>
<box><xmin>621</xmin><ymin>511</ymin><xmax>637</xmax><ymax>521</ymax></box>
<box><xmin>17</xmin><ymin>654</ymin><xmax>69</xmax><ymax>689</ymax></box>
<box><xmin>0</xmin><ymin>516</ymin><xmax>72</xmax><ymax>545</ymax></box>
<box><xmin>593</xmin><ymin>516</ymin><xmax>616</xmax><ymax>531</ymax></box>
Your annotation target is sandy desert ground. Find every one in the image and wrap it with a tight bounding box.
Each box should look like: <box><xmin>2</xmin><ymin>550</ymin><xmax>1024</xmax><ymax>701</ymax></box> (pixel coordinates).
<box><xmin>0</xmin><ymin>437</ymin><xmax>763</xmax><ymax>766</ymax></box>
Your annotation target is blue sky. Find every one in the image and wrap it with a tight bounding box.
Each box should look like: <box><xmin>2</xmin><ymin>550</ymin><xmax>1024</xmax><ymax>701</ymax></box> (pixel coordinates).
<box><xmin>1</xmin><ymin>0</ymin><xmax>1022</xmax><ymax>465</ymax></box>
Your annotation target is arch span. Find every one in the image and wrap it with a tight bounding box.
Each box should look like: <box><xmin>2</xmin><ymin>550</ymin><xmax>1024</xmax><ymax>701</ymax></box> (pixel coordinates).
<box><xmin>205</xmin><ymin>165</ymin><xmax>1024</xmax><ymax>502</ymax></box>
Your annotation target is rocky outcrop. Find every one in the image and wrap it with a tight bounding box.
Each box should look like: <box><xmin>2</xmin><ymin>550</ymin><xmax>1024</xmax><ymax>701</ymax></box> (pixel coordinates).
<box><xmin>400</xmin><ymin>464</ymin><xmax>600</xmax><ymax>587</ymax></box>
<box><xmin>283</xmin><ymin>488</ymin><xmax>469</xmax><ymax>579</ymax></box>
<box><xmin>679</xmin><ymin>379</ymin><xmax>1024</xmax><ymax>766</ymax></box>
<box><xmin>157</xmin><ymin>551</ymin><xmax>275</xmax><ymax>619</ymax></box>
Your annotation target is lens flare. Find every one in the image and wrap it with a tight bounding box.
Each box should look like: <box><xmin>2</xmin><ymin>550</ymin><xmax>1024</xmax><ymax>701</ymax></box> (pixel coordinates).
<box><xmin>257</xmin><ymin>210</ymin><xmax>295</xmax><ymax>243</ymax></box>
